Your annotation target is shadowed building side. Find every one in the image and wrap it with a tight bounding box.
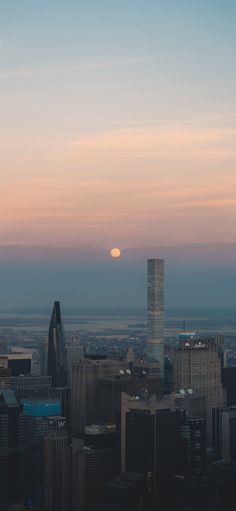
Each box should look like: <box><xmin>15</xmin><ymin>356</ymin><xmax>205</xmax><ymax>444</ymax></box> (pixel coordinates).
<box><xmin>48</xmin><ymin>302</ymin><xmax>68</xmax><ymax>388</ymax></box>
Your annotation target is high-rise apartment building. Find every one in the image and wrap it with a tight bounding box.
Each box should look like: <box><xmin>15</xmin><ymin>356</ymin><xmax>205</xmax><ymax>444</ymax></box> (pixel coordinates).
<box><xmin>48</xmin><ymin>302</ymin><xmax>68</xmax><ymax>387</ymax></box>
<box><xmin>173</xmin><ymin>337</ymin><xmax>225</xmax><ymax>444</ymax></box>
<box><xmin>147</xmin><ymin>259</ymin><xmax>165</xmax><ymax>378</ymax></box>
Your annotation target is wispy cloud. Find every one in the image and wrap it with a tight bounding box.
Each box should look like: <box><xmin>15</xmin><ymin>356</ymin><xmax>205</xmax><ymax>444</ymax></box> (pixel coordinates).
<box><xmin>65</xmin><ymin>125</ymin><xmax>236</xmax><ymax>163</ymax></box>
<box><xmin>0</xmin><ymin>56</ymin><xmax>157</xmax><ymax>79</ymax></box>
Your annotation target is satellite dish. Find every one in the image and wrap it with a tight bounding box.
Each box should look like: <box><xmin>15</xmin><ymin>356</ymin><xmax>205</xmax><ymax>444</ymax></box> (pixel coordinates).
<box><xmin>126</xmin><ymin>369</ymin><xmax>131</xmax><ymax>375</ymax></box>
<box><xmin>135</xmin><ymin>396</ymin><xmax>140</xmax><ymax>400</ymax></box>
<box><xmin>142</xmin><ymin>371</ymin><xmax>146</xmax><ymax>375</ymax></box>
<box><xmin>187</xmin><ymin>388</ymin><xmax>193</xmax><ymax>395</ymax></box>
<box><xmin>179</xmin><ymin>389</ymin><xmax>185</xmax><ymax>396</ymax></box>
<box><xmin>119</xmin><ymin>369</ymin><xmax>125</xmax><ymax>375</ymax></box>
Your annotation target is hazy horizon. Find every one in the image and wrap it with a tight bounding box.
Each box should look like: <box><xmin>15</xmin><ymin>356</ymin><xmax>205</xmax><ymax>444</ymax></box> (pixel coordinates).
<box><xmin>1</xmin><ymin>1</ymin><xmax>236</xmax><ymax>309</ymax></box>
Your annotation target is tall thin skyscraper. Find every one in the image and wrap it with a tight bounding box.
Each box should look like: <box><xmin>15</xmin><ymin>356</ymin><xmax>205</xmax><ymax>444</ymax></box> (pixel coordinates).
<box><xmin>48</xmin><ymin>302</ymin><xmax>68</xmax><ymax>387</ymax></box>
<box><xmin>147</xmin><ymin>259</ymin><xmax>165</xmax><ymax>378</ymax></box>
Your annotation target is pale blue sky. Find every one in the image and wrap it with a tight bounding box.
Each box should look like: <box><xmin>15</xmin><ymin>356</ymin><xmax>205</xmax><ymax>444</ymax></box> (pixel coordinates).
<box><xmin>0</xmin><ymin>1</ymin><xmax>236</xmax><ymax>307</ymax></box>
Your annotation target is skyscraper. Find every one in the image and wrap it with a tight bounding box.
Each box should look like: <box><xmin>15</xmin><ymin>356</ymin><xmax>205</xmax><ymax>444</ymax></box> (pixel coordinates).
<box><xmin>121</xmin><ymin>392</ymin><xmax>182</xmax><ymax>509</ymax></box>
<box><xmin>71</xmin><ymin>358</ymin><xmax>128</xmax><ymax>435</ymax></box>
<box><xmin>48</xmin><ymin>302</ymin><xmax>68</xmax><ymax>388</ymax></box>
<box><xmin>173</xmin><ymin>336</ymin><xmax>225</xmax><ymax>444</ymax></box>
<box><xmin>0</xmin><ymin>390</ymin><xmax>28</xmax><ymax>509</ymax></box>
<box><xmin>66</xmin><ymin>336</ymin><xmax>83</xmax><ymax>383</ymax></box>
<box><xmin>147</xmin><ymin>259</ymin><xmax>165</xmax><ymax>378</ymax></box>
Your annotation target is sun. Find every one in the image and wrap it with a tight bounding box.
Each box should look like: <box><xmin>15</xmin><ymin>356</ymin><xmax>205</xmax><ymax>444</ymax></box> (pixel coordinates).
<box><xmin>111</xmin><ymin>247</ymin><xmax>121</xmax><ymax>258</ymax></box>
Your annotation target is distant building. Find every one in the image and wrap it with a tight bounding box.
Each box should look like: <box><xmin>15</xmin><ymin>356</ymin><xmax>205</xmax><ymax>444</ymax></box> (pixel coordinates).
<box><xmin>49</xmin><ymin>386</ymin><xmax>69</xmax><ymax>419</ymax></box>
<box><xmin>71</xmin><ymin>358</ymin><xmax>128</xmax><ymax>435</ymax></box>
<box><xmin>173</xmin><ymin>336</ymin><xmax>225</xmax><ymax>444</ymax></box>
<box><xmin>66</xmin><ymin>336</ymin><xmax>83</xmax><ymax>383</ymax></box>
<box><xmin>98</xmin><ymin>370</ymin><xmax>163</xmax><ymax>424</ymax></box>
<box><xmin>181</xmin><ymin>413</ymin><xmax>206</xmax><ymax>476</ymax></box>
<box><xmin>3</xmin><ymin>353</ymin><xmax>32</xmax><ymax>376</ymax></box>
<box><xmin>222</xmin><ymin>367</ymin><xmax>236</xmax><ymax>407</ymax></box>
<box><xmin>12</xmin><ymin>375</ymin><xmax>52</xmax><ymax>400</ymax></box>
<box><xmin>164</xmin><ymin>357</ymin><xmax>173</xmax><ymax>394</ymax></box>
<box><xmin>146</xmin><ymin>259</ymin><xmax>165</xmax><ymax>378</ymax></box>
<box><xmin>0</xmin><ymin>356</ymin><xmax>11</xmax><ymax>389</ymax></box>
<box><xmin>175</xmin><ymin>394</ymin><xmax>206</xmax><ymax>419</ymax></box>
<box><xmin>212</xmin><ymin>406</ymin><xmax>236</xmax><ymax>462</ymax></box>
<box><xmin>48</xmin><ymin>302</ymin><xmax>68</xmax><ymax>388</ymax></box>
<box><xmin>222</xmin><ymin>407</ymin><xmax>236</xmax><ymax>462</ymax></box>
<box><xmin>215</xmin><ymin>332</ymin><xmax>226</xmax><ymax>368</ymax></box>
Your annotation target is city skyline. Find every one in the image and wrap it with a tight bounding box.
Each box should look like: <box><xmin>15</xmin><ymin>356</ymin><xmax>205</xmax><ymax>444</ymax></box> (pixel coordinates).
<box><xmin>0</xmin><ymin>3</ymin><xmax>236</xmax><ymax>510</ymax></box>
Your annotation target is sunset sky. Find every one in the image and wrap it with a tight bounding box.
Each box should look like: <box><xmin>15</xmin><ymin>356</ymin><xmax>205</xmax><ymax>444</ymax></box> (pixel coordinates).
<box><xmin>1</xmin><ymin>1</ymin><xmax>236</xmax><ymax>308</ymax></box>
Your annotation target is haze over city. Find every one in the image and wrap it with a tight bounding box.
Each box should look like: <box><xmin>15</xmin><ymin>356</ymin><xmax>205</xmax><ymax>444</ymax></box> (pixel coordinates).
<box><xmin>0</xmin><ymin>1</ymin><xmax>236</xmax><ymax>308</ymax></box>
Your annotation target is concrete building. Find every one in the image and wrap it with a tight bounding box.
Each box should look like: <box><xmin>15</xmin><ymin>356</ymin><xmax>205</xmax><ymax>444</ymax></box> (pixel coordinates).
<box><xmin>98</xmin><ymin>370</ymin><xmax>163</xmax><ymax>424</ymax></box>
<box><xmin>180</xmin><ymin>414</ymin><xmax>206</xmax><ymax>476</ymax></box>
<box><xmin>0</xmin><ymin>356</ymin><xmax>11</xmax><ymax>389</ymax></box>
<box><xmin>173</xmin><ymin>336</ymin><xmax>225</xmax><ymax>444</ymax></box>
<box><xmin>0</xmin><ymin>390</ymin><xmax>28</xmax><ymax>510</ymax></box>
<box><xmin>12</xmin><ymin>375</ymin><xmax>52</xmax><ymax>400</ymax></box>
<box><xmin>212</xmin><ymin>406</ymin><xmax>236</xmax><ymax>462</ymax></box>
<box><xmin>147</xmin><ymin>259</ymin><xmax>165</xmax><ymax>378</ymax></box>
<box><xmin>71</xmin><ymin>356</ymin><xmax>163</xmax><ymax>435</ymax></box>
<box><xmin>222</xmin><ymin>367</ymin><xmax>236</xmax><ymax>407</ymax></box>
<box><xmin>66</xmin><ymin>336</ymin><xmax>83</xmax><ymax>383</ymax></box>
<box><xmin>3</xmin><ymin>353</ymin><xmax>32</xmax><ymax>376</ymax></box>
<box><xmin>44</xmin><ymin>434</ymin><xmax>118</xmax><ymax>511</ymax></box>
<box><xmin>121</xmin><ymin>392</ymin><xmax>181</xmax><ymax>507</ymax></box>
<box><xmin>44</xmin><ymin>418</ymin><xmax>70</xmax><ymax>511</ymax></box>
<box><xmin>22</xmin><ymin>399</ymin><xmax>62</xmax><ymax>510</ymax></box>
<box><xmin>71</xmin><ymin>358</ymin><xmax>128</xmax><ymax>435</ymax></box>
<box><xmin>221</xmin><ymin>407</ymin><xmax>236</xmax><ymax>462</ymax></box>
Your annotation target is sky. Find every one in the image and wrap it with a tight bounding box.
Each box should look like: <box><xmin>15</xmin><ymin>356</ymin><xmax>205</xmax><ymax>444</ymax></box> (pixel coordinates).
<box><xmin>0</xmin><ymin>0</ymin><xmax>236</xmax><ymax>308</ymax></box>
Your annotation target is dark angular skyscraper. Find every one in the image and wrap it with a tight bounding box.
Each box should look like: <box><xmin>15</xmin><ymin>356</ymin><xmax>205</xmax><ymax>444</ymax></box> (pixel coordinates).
<box><xmin>48</xmin><ymin>302</ymin><xmax>68</xmax><ymax>387</ymax></box>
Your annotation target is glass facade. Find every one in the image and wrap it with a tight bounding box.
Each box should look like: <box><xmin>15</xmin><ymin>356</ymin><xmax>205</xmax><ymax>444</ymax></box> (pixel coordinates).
<box><xmin>48</xmin><ymin>301</ymin><xmax>68</xmax><ymax>387</ymax></box>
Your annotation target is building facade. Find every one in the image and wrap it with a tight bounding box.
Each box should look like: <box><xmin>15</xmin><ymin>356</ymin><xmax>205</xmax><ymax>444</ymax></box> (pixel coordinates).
<box><xmin>174</xmin><ymin>337</ymin><xmax>225</xmax><ymax>444</ymax></box>
<box><xmin>121</xmin><ymin>392</ymin><xmax>182</xmax><ymax>509</ymax></box>
<box><xmin>48</xmin><ymin>302</ymin><xmax>68</xmax><ymax>388</ymax></box>
<box><xmin>147</xmin><ymin>259</ymin><xmax>165</xmax><ymax>378</ymax></box>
